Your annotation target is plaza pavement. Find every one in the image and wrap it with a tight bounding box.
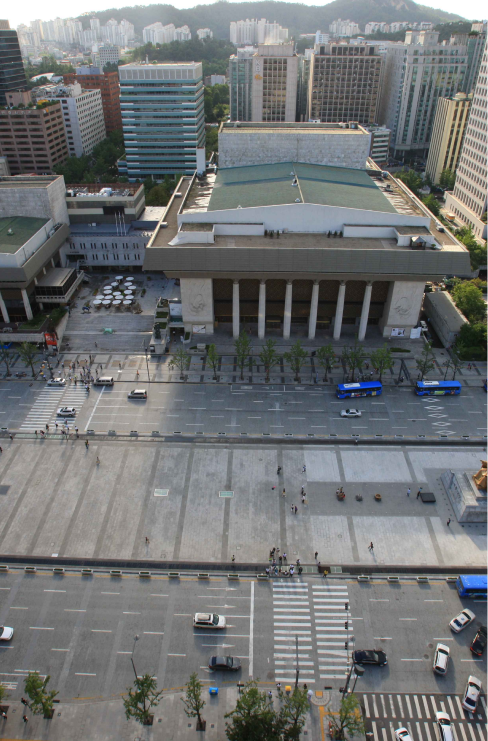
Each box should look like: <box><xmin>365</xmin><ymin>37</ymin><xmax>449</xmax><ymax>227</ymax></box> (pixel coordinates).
<box><xmin>0</xmin><ymin>440</ymin><xmax>485</xmax><ymax>569</ymax></box>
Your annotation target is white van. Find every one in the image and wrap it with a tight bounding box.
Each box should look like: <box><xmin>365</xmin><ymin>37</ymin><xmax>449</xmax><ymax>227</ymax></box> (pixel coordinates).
<box><xmin>433</xmin><ymin>643</ymin><xmax>450</xmax><ymax>675</ymax></box>
<box><xmin>93</xmin><ymin>377</ymin><xmax>114</xmax><ymax>386</ymax></box>
<box><xmin>128</xmin><ymin>389</ymin><xmax>147</xmax><ymax>399</ymax></box>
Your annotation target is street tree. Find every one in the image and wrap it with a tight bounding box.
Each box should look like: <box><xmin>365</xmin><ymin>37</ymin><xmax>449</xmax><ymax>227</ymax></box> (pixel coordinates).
<box><xmin>342</xmin><ymin>340</ymin><xmax>366</xmax><ymax>382</ymax></box>
<box><xmin>168</xmin><ymin>347</ymin><xmax>190</xmax><ymax>380</ymax></box>
<box><xmin>370</xmin><ymin>345</ymin><xmax>394</xmax><ymax>382</ymax></box>
<box><xmin>24</xmin><ymin>672</ymin><xmax>58</xmax><ymax>718</ymax></box>
<box><xmin>415</xmin><ymin>341</ymin><xmax>436</xmax><ymax>380</ymax></box>
<box><xmin>258</xmin><ymin>339</ymin><xmax>281</xmax><ymax>383</ymax></box>
<box><xmin>0</xmin><ymin>683</ymin><xmax>9</xmax><ymax>704</ymax></box>
<box><xmin>283</xmin><ymin>340</ymin><xmax>308</xmax><ymax>382</ymax></box>
<box><xmin>452</xmin><ymin>281</ymin><xmax>486</xmax><ymax>323</ymax></box>
<box><xmin>181</xmin><ymin>672</ymin><xmax>206</xmax><ymax>731</ymax></box>
<box><xmin>279</xmin><ymin>686</ymin><xmax>309</xmax><ymax>741</ymax></box>
<box><xmin>421</xmin><ymin>194</ymin><xmax>441</xmax><ymax>218</ymax></box>
<box><xmin>225</xmin><ymin>680</ymin><xmax>281</xmax><ymax>741</ymax></box>
<box><xmin>444</xmin><ymin>349</ymin><xmax>464</xmax><ymax>380</ymax></box>
<box><xmin>18</xmin><ymin>341</ymin><xmax>38</xmax><ymax>377</ymax></box>
<box><xmin>123</xmin><ymin>673</ymin><xmax>163</xmax><ymax>726</ymax></box>
<box><xmin>206</xmin><ymin>343</ymin><xmax>220</xmax><ymax>380</ymax></box>
<box><xmin>315</xmin><ymin>344</ymin><xmax>335</xmax><ymax>382</ymax></box>
<box><xmin>439</xmin><ymin>168</ymin><xmax>455</xmax><ymax>191</ymax></box>
<box><xmin>234</xmin><ymin>330</ymin><xmax>252</xmax><ymax>381</ymax></box>
<box><xmin>325</xmin><ymin>693</ymin><xmax>365</xmax><ymax>740</ymax></box>
<box><xmin>0</xmin><ymin>341</ymin><xmax>12</xmax><ymax>376</ymax></box>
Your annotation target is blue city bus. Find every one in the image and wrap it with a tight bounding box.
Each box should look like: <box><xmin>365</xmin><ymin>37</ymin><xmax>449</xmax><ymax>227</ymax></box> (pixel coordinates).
<box><xmin>456</xmin><ymin>575</ymin><xmax>487</xmax><ymax>599</ymax></box>
<box><xmin>336</xmin><ymin>381</ymin><xmax>382</xmax><ymax>399</ymax></box>
<box><xmin>415</xmin><ymin>380</ymin><xmax>462</xmax><ymax>396</ymax></box>
<box><xmin>483</xmin><ymin>379</ymin><xmax>487</xmax><ymax>392</ymax></box>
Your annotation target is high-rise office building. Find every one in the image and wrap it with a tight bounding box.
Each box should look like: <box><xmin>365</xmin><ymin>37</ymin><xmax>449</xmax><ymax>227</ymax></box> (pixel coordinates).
<box><xmin>0</xmin><ymin>20</ymin><xmax>26</xmax><ymax>106</ymax></box>
<box><xmin>0</xmin><ymin>91</ymin><xmax>68</xmax><ymax>174</ymax></box>
<box><xmin>425</xmin><ymin>93</ymin><xmax>472</xmax><ymax>185</ymax></box>
<box><xmin>251</xmin><ymin>44</ymin><xmax>298</xmax><ymax>123</ymax></box>
<box><xmin>41</xmin><ymin>83</ymin><xmax>106</xmax><ymax>158</ymax></box>
<box><xmin>378</xmin><ymin>31</ymin><xmax>467</xmax><ymax>158</ymax></box>
<box><xmin>94</xmin><ymin>44</ymin><xmax>120</xmax><ymax>69</ymax></box>
<box><xmin>118</xmin><ymin>62</ymin><xmax>205</xmax><ymax>180</ymax></box>
<box><xmin>445</xmin><ymin>39</ymin><xmax>487</xmax><ymax>240</ymax></box>
<box><xmin>229</xmin><ymin>46</ymin><xmax>256</xmax><ymax>121</ymax></box>
<box><xmin>63</xmin><ymin>67</ymin><xmax>122</xmax><ymax>133</ymax></box>
<box><xmin>451</xmin><ymin>23</ymin><xmax>487</xmax><ymax>94</ymax></box>
<box><xmin>308</xmin><ymin>43</ymin><xmax>382</xmax><ymax>125</ymax></box>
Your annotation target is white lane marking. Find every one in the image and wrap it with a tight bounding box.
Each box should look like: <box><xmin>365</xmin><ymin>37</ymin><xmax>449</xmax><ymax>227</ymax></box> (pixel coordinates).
<box><xmin>85</xmin><ymin>384</ymin><xmax>105</xmax><ymax>431</ymax></box>
<box><xmin>52</xmin><ymin>648</ymin><xmax>69</xmax><ymax>652</ymax></box>
<box><xmin>413</xmin><ymin>695</ymin><xmax>422</xmax><ymax>718</ymax></box>
<box><xmin>44</xmin><ymin>589</ymin><xmax>66</xmax><ymax>593</ymax></box>
<box><xmin>363</xmin><ymin>695</ymin><xmax>370</xmax><ymax>718</ymax></box>
<box><xmin>447</xmin><ymin>696</ymin><xmax>457</xmax><ymax>719</ymax></box>
<box><xmin>143</xmin><ymin>632</ymin><xmax>164</xmax><ymax>635</ymax></box>
<box><xmin>30</xmin><ymin>627</ymin><xmax>54</xmax><ymax>630</ymax></box>
<box><xmin>388</xmin><ymin>695</ymin><xmax>395</xmax><ymax>718</ymax></box>
<box><xmin>92</xmin><ymin>630</ymin><xmax>112</xmax><ymax>633</ymax></box>
<box><xmin>405</xmin><ymin>695</ymin><xmax>413</xmax><ymax>716</ymax></box>
<box><xmin>75</xmin><ymin>672</ymin><xmax>96</xmax><ymax>676</ymax></box>
<box><xmin>424</xmin><ymin>722</ymin><xmax>433</xmax><ymax>741</ymax></box>
<box><xmin>422</xmin><ymin>696</ymin><xmax>431</xmax><ymax>719</ymax></box>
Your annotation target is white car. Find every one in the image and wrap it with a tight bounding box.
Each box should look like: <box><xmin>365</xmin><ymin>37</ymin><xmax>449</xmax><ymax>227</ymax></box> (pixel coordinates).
<box><xmin>395</xmin><ymin>728</ymin><xmax>412</xmax><ymax>741</ymax></box>
<box><xmin>0</xmin><ymin>626</ymin><xmax>14</xmax><ymax>641</ymax></box>
<box><xmin>435</xmin><ymin>712</ymin><xmax>453</xmax><ymax>741</ymax></box>
<box><xmin>433</xmin><ymin>643</ymin><xmax>450</xmax><ymax>675</ymax></box>
<box><xmin>47</xmin><ymin>378</ymin><xmax>66</xmax><ymax>387</ymax></box>
<box><xmin>449</xmin><ymin>608</ymin><xmax>475</xmax><ymax>633</ymax></box>
<box><xmin>193</xmin><ymin>613</ymin><xmax>226</xmax><ymax>629</ymax></box>
<box><xmin>420</xmin><ymin>320</ymin><xmax>428</xmax><ymax>332</ymax></box>
<box><xmin>462</xmin><ymin>676</ymin><xmax>482</xmax><ymax>712</ymax></box>
<box><xmin>341</xmin><ymin>409</ymin><xmax>362</xmax><ymax>418</ymax></box>
<box><xmin>57</xmin><ymin>407</ymin><xmax>76</xmax><ymax>417</ymax></box>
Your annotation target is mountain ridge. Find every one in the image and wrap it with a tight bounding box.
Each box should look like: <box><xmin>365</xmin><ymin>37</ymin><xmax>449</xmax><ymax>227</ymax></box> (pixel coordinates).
<box><xmin>77</xmin><ymin>0</ymin><xmax>466</xmax><ymax>38</ymax></box>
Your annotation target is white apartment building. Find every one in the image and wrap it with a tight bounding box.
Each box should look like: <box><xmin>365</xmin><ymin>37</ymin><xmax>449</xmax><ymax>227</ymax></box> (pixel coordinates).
<box><xmin>328</xmin><ymin>19</ymin><xmax>360</xmax><ymax>37</ymax></box>
<box><xmin>378</xmin><ymin>31</ymin><xmax>468</xmax><ymax>158</ymax></box>
<box><xmin>42</xmin><ymin>84</ymin><xmax>106</xmax><ymax>158</ymax></box>
<box><xmin>142</xmin><ymin>22</ymin><xmax>191</xmax><ymax>44</ymax></box>
<box><xmin>445</xmin><ymin>39</ymin><xmax>487</xmax><ymax>240</ymax></box>
<box><xmin>197</xmin><ymin>28</ymin><xmax>213</xmax><ymax>40</ymax></box>
<box><xmin>174</xmin><ymin>25</ymin><xmax>191</xmax><ymax>41</ymax></box>
<box><xmin>365</xmin><ymin>22</ymin><xmax>390</xmax><ymax>35</ymax></box>
<box><xmin>315</xmin><ymin>31</ymin><xmax>330</xmax><ymax>44</ymax></box>
<box><xmin>230</xmin><ymin>18</ymin><xmax>288</xmax><ymax>45</ymax></box>
<box><xmin>425</xmin><ymin>93</ymin><xmax>472</xmax><ymax>184</ymax></box>
<box><xmin>93</xmin><ymin>45</ymin><xmax>120</xmax><ymax>68</ymax></box>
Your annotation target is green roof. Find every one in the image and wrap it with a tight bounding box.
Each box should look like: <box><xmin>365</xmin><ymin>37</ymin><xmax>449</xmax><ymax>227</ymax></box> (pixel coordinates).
<box><xmin>208</xmin><ymin>162</ymin><xmax>397</xmax><ymax>214</ymax></box>
<box><xmin>0</xmin><ymin>216</ymin><xmax>48</xmax><ymax>254</ymax></box>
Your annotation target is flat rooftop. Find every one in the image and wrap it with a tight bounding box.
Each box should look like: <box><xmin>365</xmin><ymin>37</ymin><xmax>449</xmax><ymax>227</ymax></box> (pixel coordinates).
<box><xmin>220</xmin><ymin>122</ymin><xmax>368</xmax><ymax>135</ymax></box>
<box><xmin>204</xmin><ymin>162</ymin><xmax>398</xmax><ymax>213</ymax></box>
<box><xmin>0</xmin><ymin>216</ymin><xmax>48</xmax><ymax>254</ymax></box>
<box><xmin>0</xmin><ymin>176</ymin><xmax>62</xmax><ymax>190</ymax></box>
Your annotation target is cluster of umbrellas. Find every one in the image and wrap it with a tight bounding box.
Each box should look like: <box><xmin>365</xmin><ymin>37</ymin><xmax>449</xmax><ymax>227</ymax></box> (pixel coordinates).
<box><xmin>92</xmin><ymin>276</ymin><xmax>135</xmax><ymax>308</ymax></box>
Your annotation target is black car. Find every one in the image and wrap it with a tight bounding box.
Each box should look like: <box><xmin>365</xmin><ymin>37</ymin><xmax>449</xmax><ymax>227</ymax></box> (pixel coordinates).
<box><xmin>353</xmin><ymin>650</ymin><xmax>388</xmax><ymax>666</ymax></box>
<box><xmin>470</xmin><ymin>626</ymin><xmax>487</xmax><ymax>656</ymax></box>
<box><xmin>208</xmin><ymin>656</ymin><xmax>241</xmax><ymax>671</ymax></box>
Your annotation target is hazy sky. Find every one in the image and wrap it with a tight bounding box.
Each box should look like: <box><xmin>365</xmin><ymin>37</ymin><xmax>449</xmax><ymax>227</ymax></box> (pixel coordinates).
<box><xmin>7</xmin><ymin>0</ymin><xmax>487</xmax><ymax>30</ymax></box>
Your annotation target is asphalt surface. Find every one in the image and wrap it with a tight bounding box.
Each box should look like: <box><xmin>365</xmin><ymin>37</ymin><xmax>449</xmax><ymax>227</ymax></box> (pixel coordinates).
<box><xmin>1</xmin><ymin>379</ymin><xmax>487</xmax><ymax>439</ymax></box>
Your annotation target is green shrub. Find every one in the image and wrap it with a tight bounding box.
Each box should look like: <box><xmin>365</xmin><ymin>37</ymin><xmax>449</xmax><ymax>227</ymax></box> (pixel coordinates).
<box><xmin>456</xmin><ymin>345</ymin><xmax>487</xmax><ymax>361</ymax></box>
<box><xmin>141</xmin><ymin>288</ymin><xmax>146</xmax><ymax>297</ymax></box>
<box><xmin>390</xmin><ymin>347</ymin><xmax>411</xmax><ymax>352</ymax></box>
<box><xmin>184</xmin><ymin>332</ymin><xmax>191</xmax><ymax>341</ymax></box>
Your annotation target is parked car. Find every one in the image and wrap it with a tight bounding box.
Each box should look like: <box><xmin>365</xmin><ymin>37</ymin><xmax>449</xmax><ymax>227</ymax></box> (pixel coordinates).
<box><xmin>461</xmin><ymin>676</ymin><xmax>482</xmax><ymax>712</ymax></box>
<box><xmin>193</xmin><ymin>613</ymin><xmax>226</xmax><ymax>629</ymax></box>
<box><xmin>353</xmin><ymin>650</ymin><xmax>387</xmax><ymax>666</ymax></box>
<box><xmin>128</xmin><ymin>389</ymin><xmax>147</xmax><ymax>399</ymax></box>
<box><xmin>57</xmin><ymin>407</ymin><xmax>76</xmax><ymax>417</ymax></box>
<box><xmin>341</xmin><ymin>409</ymin><xmax>361</xmax><ymax>418</ymax></box>
<box><xmin>208</xmin><ymin>656</ymin><xmax>241</xmax><ymax>671</ymax></box>
<box><xmin>433</xmin><ymin>643</ymin><xmax>450</xmax><ymax>675</ymax></box>
<box><xmin>435</xmin><ymin>712</ymin><xmax>453</xmax><ymax>741</ymax></box>
<box><xmin>0</xmin><ymin>626</ymin><xmax>14</xmax><ymax>641</ymax></box>
<box><xmin>449</xmin><ymin>609</ymin><xmax>475</xmax><ymax>633</ymax></box>
<box><xmin>470</xmin><ymin>626</ymin><xmax>487</xmax><ymax>656</ymax></box>
<box><xmin>47</xmin><ymin>378</ymin><xmax>66</xmax><ymax>386</ymax></box>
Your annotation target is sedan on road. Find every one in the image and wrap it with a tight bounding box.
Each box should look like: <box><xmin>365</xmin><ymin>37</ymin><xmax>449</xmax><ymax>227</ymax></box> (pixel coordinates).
<box><xmin>47</xmin><ymin>378</ymin><xmax>66</xmax><ymax>386</ymax></box>
<box><xmin>193</xmin><ymin>613</ymin><xmax>226</xmax><ymax>629</ymax></box>
<box><xmin>395</xmin><ymin>728</ymin><xmax>412</xmax><ymax>741</ymax></box>
<box><xmin>470</xmin><ymin>626</ymin><xmax>487</xmax><ymax>656</ymax></box>
<box><xmin>353</xmin><ymin>650</ymin><xmax>387</xmax><ymax>666</ymax></box>
<box><xmin>461</xmin><ymin>676</ymin><xmax>482</xmax><ymax>712</ymax></box>
<box><xmin>341</xmin><ymin>409</ymin><xmax>361</xmax><ymax>418</ymax></box>
<box><xmin>208</xmin><ymin>656</ymin><xmax>241</xmax><ymax>671</ymax></box>
<box><xmin>57</xmin><ymin>407</ymin><xmax>76</xmax><ymax>417</ymax></box>
<box><xmin>449</xmin><ymin>609</ymin><xmax>475</xmax><ymax>633</ymax></box>
<box><xmin>0</xmin><ymin>626</ymin><xmax>14</xmax><ymax>641</ymax></box>
<box><xmin>435</xmin><ymin>712</ymin><xmax>453</xmax><ymax>741</ymax></box>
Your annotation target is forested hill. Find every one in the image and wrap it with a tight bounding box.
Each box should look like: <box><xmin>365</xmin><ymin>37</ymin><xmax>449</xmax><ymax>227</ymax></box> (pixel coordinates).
<box><xmin>77</xmin><ymin>0</ymin><xmax>465</xmax><ymax>39</ymax></box>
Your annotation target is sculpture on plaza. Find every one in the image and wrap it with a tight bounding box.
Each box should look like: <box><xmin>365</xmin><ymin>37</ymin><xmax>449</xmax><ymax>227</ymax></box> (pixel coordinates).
<box><xmin>472</xmin><ymin>460</ymin><xmax>487</xmax><ymax>491</ymax></box>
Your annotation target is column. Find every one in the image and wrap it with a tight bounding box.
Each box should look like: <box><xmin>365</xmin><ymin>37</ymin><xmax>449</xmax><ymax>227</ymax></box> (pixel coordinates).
<box><xmin>283</xmin><ymin>281</ymin><xmax>292</xmax><ymax>340</ymax></box>
<box><xmin>333</xmin><ymin>281</ymin><xmax>346</xmax><ymax>340</ymax></box>
<box><xmin>358</xmin><ymin>282</ymin><xmax>373</xmax><ymax>341</ymax></box>
<box><xmin>232</xmin><ymin>280</ymin><xmax>240</xmax><ymax>339</ymax></box>
<box><xmin>0</xmin><ymin>291</ymin><xmax>9</xmax><ymax>323</ymax></box>
<box><xmin>21</xmin><ymin>288</ymin><xmax>33</xmax><ymax>321</ymax></box>
<box><xmin>308</xmin><ymin>281</ymin><xmax>319</xmax><ymax>340</ymax></box>
<box><xmin>258</xmin><ymin>280</ymin><xmax>266</xmax><ymax>339</ymax></box>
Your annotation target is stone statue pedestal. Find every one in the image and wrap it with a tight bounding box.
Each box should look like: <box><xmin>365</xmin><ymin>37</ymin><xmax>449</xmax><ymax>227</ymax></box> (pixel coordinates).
<box><xmin>440</xmin><ymin>470</ymin><xmax>487</xmax><ymax>523</ymax></box>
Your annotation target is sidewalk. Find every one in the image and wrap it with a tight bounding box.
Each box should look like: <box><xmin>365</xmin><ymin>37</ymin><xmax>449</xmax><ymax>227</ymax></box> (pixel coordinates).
<box><xmin>0</xmin><ymin>685</ymin><xmax>327</xmax><ymax>740</ymax></box>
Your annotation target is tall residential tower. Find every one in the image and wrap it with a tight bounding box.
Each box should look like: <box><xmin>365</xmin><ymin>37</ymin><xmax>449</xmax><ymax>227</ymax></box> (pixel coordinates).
<box><xmin>0</xmin><ymin>20</ymin><xmax>26</xmax><ymax>106</ymax></box>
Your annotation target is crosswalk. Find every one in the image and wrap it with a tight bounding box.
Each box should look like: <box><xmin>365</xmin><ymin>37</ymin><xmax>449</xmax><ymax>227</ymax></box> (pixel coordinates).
<box><xmin>363</xmin><ymin>692</ymin><xmax>487</xmax><ymax>741</ymax></box>
<box><xmin>19</xmin><ymin>386</ymin><xmax>88</xmax><ymax>431</ymax></box>
<box><xmin>273</xmin><ymin>580</ymin><xmax>352</xmax><ymax>684</ymax></box>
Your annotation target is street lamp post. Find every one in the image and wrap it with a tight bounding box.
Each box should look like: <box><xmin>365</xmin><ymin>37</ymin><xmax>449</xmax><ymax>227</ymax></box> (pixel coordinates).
<box><xmin>131</xmin><ymin>634</ymin><xmax>139</xmax><ymax>680</ymax></box>
<box><xmin>144</xmin><ymin>344</ymin><xmax>150</xmax><ymax>383</ymax></box>
<box><xmin>295</xmin><ymin>634</ymin><xmax>299</xmax><ymax>689</ymax></box>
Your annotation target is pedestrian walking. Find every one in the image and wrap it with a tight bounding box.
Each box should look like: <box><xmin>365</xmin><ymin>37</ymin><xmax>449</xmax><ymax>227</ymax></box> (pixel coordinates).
<box><xmin>85</xmin><ymin>440</ymin><xmax>89</xmax><ymax>449</ymax></box>
<box><xmin>145</xmin><ymin>537</ymin><xmax>150</xmax><ymax>544</ymax></box>
<box><xmin>283</xmin><ymin>552</ymin><xmax>287</xmax><ymax>562</ymax></box>
<box><xmin>21</xmin><ymin>697</ymin><xmax>29</xmax><ymax>707</ymax></box>
<box><xmin>368</xmin><ymin>542</ymin><xmax>374</xmax><ymax>552</ymax></box>
<box><xmin>301</xmin><ymin>486</ymin><xmax>304</xmax><ymax>495</ymax></box>
<box><xmin>302</xmin><ymin>465</ymin><xmax>306</xmax><ymax>473</ymax></box>
<box><xmin>23</xmin><ymin>715</ymin><xmax>28</xmax><ymax>724</ymax></box>
<box><xmin>276</xmin><ymin>682</ymin><xmax>282</xmax><ymax>693</ymax></box>
<box><xmin>291</xmin><ymin>504</ymin><xmax>294</xmax><ymax>514</ymax></box>
<box><xmin>265</xmin><ymin>567</ymin><xmax>270</xmax><ymax>577</ymax></box>
<box><xmin>96</xmin><ymin>456</ymin><xmax>100</xmax><ymax>465</ymax></box>
<box><xmin>294</xmin><ymin>505</ymin><xmax>298</xmax><ymax>514</ymax></box>
<box><xmin>45</xmin><ymin>424</ymin><xmax>49</xmax><ymax>431</ymax></box>
<box><xmin>298</xmin><ymin>566</ymin><xmax>303</xmax><ymax>575</ymax></box>
<box><xmin>417</xmin><ymin>488</ymin><xmax>422</xmax><ymax>499</ymax></box>
<box><xmin>301</xmin><ymin>493</ymin><xmax>306</xmax><ymax>504</ymax></box>
<box><xmin>296</xmin><ymin>559</ymin><xmax>301</xmax><ymax>566</ymax></box>
<box><xmin>0</xmin><ymin>447</ymin><xmax>2</xmax><ymax>453</ymax></box>
<box><xmin>9</xmin><ymin>434</ymin><xmax>13</xmax><ymax>441</ymax></box>
<box><xmin>307</xmin><ymin>689</ymin><xmax>313</xmax><ymax>702</ymax></box>
<box><xmin>277</xmin><ymin>466</ymin><xmax>281</xmax><ymax>474</ymax></box>
<box><xmin>279</xmin><ymin>555</ymin><xmax>282</xmax><ymax>565</ymax></box>
<box><xmin>447</xmin><ymin>518</ymin><xmax>451</xmax><ymax>526</ymax></box>
<box><xmin>95</xmin><ymin>342</ymin><xmax>98</xmax><ymax>348</ymax></box>
<box><xmin>407</xmin><ymin>488</ymin><xmax>411</xmax><ymax>497</ymax></box>
<box><xmin>314</xmin><ymin>551</ymin><xmax>318</xmax><ymax>560</ymax></box>
<box><xmin>268</xmin><ymin>690</ymin><xmax>273</xmax><ymax>701</ymax></box>
<box><xmin>1</xmin><ymin>711</ymin><xmax>7</xmax><ymax>719</ymax></box>
<box><xmin>282</xmin><ymin>488</ymin><xmax>286</xmax><ymax>497</ymax></box>
<box><xmin>231</xmin><ymin>555</ymin><xmax>236</xmax><ymax>562</ymax></box>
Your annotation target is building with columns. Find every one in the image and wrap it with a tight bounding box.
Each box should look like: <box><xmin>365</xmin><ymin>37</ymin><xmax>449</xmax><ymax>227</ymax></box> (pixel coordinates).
<box><xmin>144</xmin><ymin>161</ymin><xmax>471</xmax><ymax>341</ymax></box>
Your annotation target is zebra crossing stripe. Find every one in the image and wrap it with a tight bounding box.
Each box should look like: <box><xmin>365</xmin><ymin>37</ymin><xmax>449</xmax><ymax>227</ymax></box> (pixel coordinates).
<box><xmin>454</xmin><ymin>696</ymin><xmax>465</xmax><ymax>717</ymax></box>
<box><xmin>373</xmin><ymin>696</ymin><xmax>379</xmax><ymax>717</ymax></box>
<box><xmin>405</xmin><ymin>695</ymin><xmax>413</xmax><ymax>717</ymax></box>
<box><xmin>389</xmin><ymin>695</ymin><xmax>396</xmax><ymax>718</ymax></box>
<box><xmin>423</xmin><ymin>696</ymin><xmax>431</xmax><ymax>719</ymax></box>
<box><xmin>372</xmin><ymin>721</ymin><xmax>380</xmax><ymax>741</ymax></box>
<box><xmin>480</xmin><ymin>697</ymin><xmax>487</xmax><ymax>714</ymax></box>
<box><xmin>381</xmin><ymin>726</ymin><xmax>388</xmax><ymax>741</ymax></box>
<box><xmin>415</xmin><ymin>721</ymin><xmax>423</xmax><ymax>741</ymax></box>
<box><xmin>381</xmin><ymin>696</ymin><xmax>388</xmax><ymax>717</ymax></box>
<box><xmin>458</xmin><ymin>723</ymin><xmax>469</xmax><ymax>741</ymax></box>
<box><xmin>413</xmin><ymin>696</ymin><xmax>422</xmax><ymax>719</ymax></box>
<box><xmin>363</xmin><ymin>695</ymin><xmax>370</xmax><ymax>718</ymax></box>
<box><xmin>448</xmin><ymin>696</ymin><xmax>458</xmax><ymax>720</ymax></box>
<box><xmin>424</xmin><ymin>721</ymin><xmax>433</xmax><ymax>741</ymax></box>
